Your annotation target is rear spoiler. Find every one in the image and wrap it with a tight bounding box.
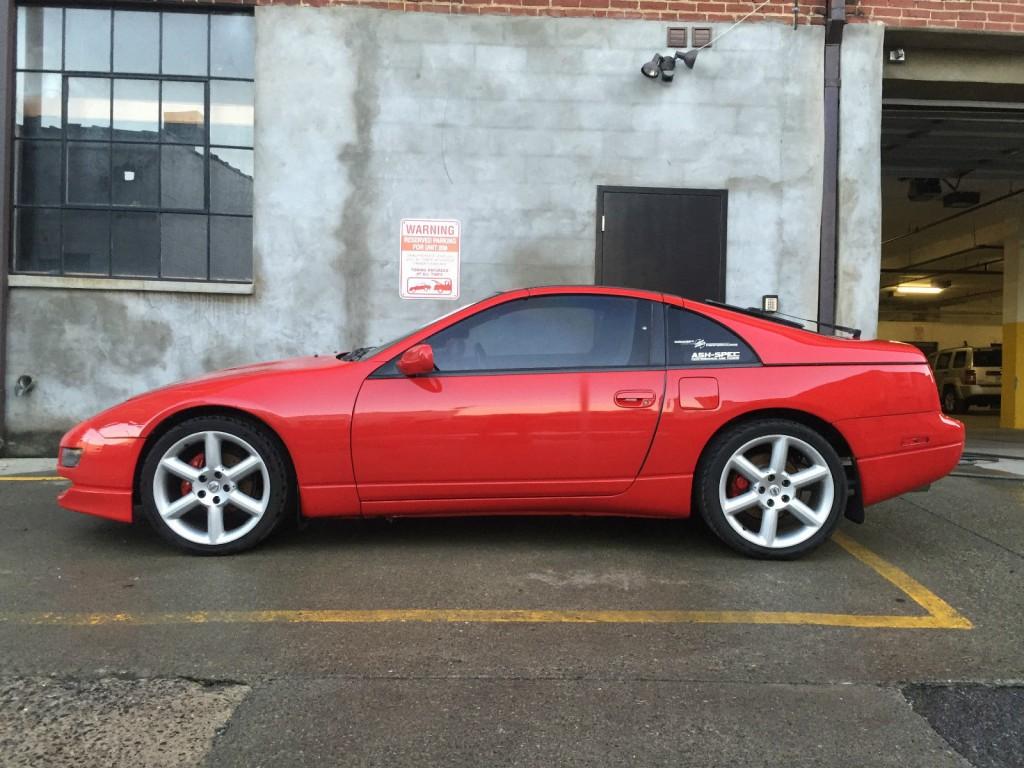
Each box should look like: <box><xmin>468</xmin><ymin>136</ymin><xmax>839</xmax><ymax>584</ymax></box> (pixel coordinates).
<box><xmin>703</xmin><ymin>300</ymin><xmax>862</xmax><ymax>340</ymax></box>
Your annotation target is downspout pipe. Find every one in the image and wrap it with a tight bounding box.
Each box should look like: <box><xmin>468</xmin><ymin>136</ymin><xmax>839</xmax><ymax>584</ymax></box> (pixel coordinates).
<box><xmin>817</xmin><ymin>0</ymin><xmax>846</xmax><ymax>327</ymax></box>
<box><xmin>0</xmin><ymin>0</ymin><xmax>13</xmax><ymax>455</ymax></box>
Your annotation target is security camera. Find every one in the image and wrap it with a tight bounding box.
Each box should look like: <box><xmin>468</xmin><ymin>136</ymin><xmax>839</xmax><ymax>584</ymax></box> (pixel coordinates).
<box><xmin>659</xmin><ymin>55</ymin><xmax>676</xmax><ymax>81</ymax></box>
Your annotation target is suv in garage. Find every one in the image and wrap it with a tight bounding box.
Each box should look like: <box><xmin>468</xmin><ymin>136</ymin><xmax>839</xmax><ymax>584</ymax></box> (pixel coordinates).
<box><xmin>931</xmin><ymin>345</ymin><xmax>1002</xmax><ymax>414</ymax></box>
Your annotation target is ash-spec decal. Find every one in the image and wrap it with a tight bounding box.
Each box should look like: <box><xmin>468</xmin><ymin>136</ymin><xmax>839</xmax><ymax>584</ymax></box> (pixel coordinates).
<box><xmin>690</xmin><ymin>350</ymin><xmax>741</xmax><ymax>362</ymax></box>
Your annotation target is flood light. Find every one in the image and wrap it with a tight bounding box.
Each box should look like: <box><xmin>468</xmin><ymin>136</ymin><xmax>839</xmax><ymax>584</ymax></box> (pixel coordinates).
<box><xmin>641</xmin><ymin>54</ymin><xmax>663</xmax><ymax>79</ymax></box>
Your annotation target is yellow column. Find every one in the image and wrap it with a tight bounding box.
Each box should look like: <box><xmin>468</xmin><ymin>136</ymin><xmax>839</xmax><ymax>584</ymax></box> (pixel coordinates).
<box><xmin>1002</xmin><ymin>233</ymin><xmax>1024</xmax><ymax>429</ymax></box>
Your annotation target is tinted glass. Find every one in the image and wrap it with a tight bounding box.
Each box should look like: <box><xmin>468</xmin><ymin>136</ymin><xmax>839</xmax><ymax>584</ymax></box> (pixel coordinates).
<box><xmin>112</xmin><ymin>212</ymin><xmax>160</xmax><ymax>277</ymax></box>
<box><xmin>210</xmin><ymin>216</ymin><xmax>253</xmax><ymax>281</ymax></box>
<box><xmin>63</xmin><ymin>210</ymin><xmax>110</xmax><ymax>275</ymax></box>
<box><xmin>112</xmin><ymin>143</ymin><xmax>159</xmax><ymax>206</ymax></box>
<box><xmin>113</xmin><ymin>79</ymin><xmax>159</xmax><ymax>140</ymax></box>
<box><xmin>15</xmin><ymin>140</ymin><xmax>61</xmax><ymax>205</ymax></box>
<box><xmin>66</xmin><ymin>142</ymin><xmax>111</xmax><ymax>204</ymax></box>
<box><xmin>17</xmin><ymin>6</ymin><xmax>62</xmax><ymax>70</ymax></box>
<box><xmin>935</xmin><ymin>353</ymin><xmax>951</xmax><ymax>370</ymax></box>
<box><xmin>67</xmin><ymin>77</ymin><xmax>110</xmax><ymax>140</ymax></box>
<box><xmin>162</xmin><ymin>13</ymin><xmax>208</xmax><ymax>76</ymax></box>
<box><xmin>973</xmin><ymin>350</ymin><xmax>1001</xmax><ymax>367</ymax></box>
<box><xmin>14</xmin><ymin>208</ymin><xmax>61</xmax><ymax>273</ymax></box>
<box><xmin>65</xmin><ymin>9</ymin><xmax>111</xmax><ymax>72</ymax></box>
<box><xmin>211</xmin><ymin>15</ymin><xmax>255</xmax><ymax>78</ymax></box>
<box><xmin>952</xmin><ymin>351</ymin><xmax>967</xmax><ymax>369</ymax></box>
<box><xmin>161</xmin><ymin>213</ymin><xmax>207</xmax><ymax>279</ymax></box>
<box><xmin>210</xmin><ymin>148</ymin><xmax>252</xmax><ymax>214</ymax></box>
<box><xmin>423</xmin><ymin>295</ymin><xmax>654</xmax><ymax>373</ymax></box>
<box><xmin>15</xmin><ymin>72</ymin><xmax>61</xmax><ymax>138</ymax></box>
<box><xmin>113</xmin><ymin>11</ymin><xmax>159</xmax><ymax>74</ymax></box>
<box><xmin>161</xmin><ymin>81</ymin><xmax>205</xmax><ymax>144</ymax></box>
<box><xmin>210</xmin><ymin>80</ymin><xmax>253</xmax><ymax>146</ymax></box>
<box><xmin>162</xmin><ymin>145</ymin><xmax>205</xmax><ymax>209</ymax></box>
<box><xmin>667</xmin><ymin>307</ymin><xmax>758</xmax><ymax>366</ymax></box>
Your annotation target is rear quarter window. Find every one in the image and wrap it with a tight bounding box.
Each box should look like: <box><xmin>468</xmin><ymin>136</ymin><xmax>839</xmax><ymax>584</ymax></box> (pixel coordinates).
<box><xmin>667</xmin><ymin>307</ymin><xmax>759</xmax><ymax>367</ymax></box>
<box><xmin>952</xmin><ymin>351</ymin><xmax>968</xmax><ymax>368</ymax></box>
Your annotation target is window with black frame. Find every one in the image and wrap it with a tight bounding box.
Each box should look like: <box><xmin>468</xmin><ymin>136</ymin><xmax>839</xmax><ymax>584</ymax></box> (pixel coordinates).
<box><xmin>12</xmin><ymin>6</ymin><xmax>254</xmax><ymax>282</ymax></box>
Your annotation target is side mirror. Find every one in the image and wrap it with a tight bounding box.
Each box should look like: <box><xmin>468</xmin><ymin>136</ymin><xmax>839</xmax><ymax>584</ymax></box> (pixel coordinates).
<box><xmin>397</xmin><ymin>344</ymin><xmax>435</xmax><ymax>376</ymax></box>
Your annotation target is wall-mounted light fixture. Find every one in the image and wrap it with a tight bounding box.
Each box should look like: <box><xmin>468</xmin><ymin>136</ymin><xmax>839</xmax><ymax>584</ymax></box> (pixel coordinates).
<box><xmin>894</xmin><ymin>283</ymin><xmax>945</xmax><ymax>295</ymax></box>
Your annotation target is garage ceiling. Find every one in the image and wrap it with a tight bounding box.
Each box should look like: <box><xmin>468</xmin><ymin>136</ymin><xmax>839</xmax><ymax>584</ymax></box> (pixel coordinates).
<box><xmin>882</xmin><ymin>102</ymin><xmax>1024</xmax><ymax>180</ymax></box>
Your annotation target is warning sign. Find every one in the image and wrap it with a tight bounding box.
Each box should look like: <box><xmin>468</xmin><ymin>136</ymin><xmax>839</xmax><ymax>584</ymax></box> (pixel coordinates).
<box><xmin>399</xmin><ymin>218</ymin><xmax>460</xmax><ymax>300</ymax></box>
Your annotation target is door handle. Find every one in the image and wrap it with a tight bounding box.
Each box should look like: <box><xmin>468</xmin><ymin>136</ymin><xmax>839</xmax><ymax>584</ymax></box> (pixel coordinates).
<box><xmin>614</xmin><ymin>390</ymin><xmax>657</xmax><ymax>408</ymax></box>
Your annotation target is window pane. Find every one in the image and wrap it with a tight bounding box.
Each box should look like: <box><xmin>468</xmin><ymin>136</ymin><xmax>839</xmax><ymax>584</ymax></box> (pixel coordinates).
<box><xmin>210</xmin><ymin>80</ymin><xmax>253</xmax><ymax>147</ymax></box>
<box><xmin>65</xmin><ymin>9</ymin><xmax>111</xmax><ymax>72</ymax></box>
<box><xmin>162</xmin><ymin>13</ymin><xmax>208</xmax><ymax>76</ymax></box>
<box><xmin>953</xmin><ymin>351</ymin><xmax>967</xmax><ymax>368</ymax></box>
<box><xmin>67</xmin><ymin>142</ymin><xmax>111</xmax><ymax>205</ymax></box>
<box><xmin>15</xmin><ymin>140</ymin><xmax>61</xmax><ymax>205</ymax></box>
<box><xmin>68</xmin><ymin>77</ymin><xmax>110</xmax><ymax>140</ymax></box>
<box><xmin>112</xmin><ymin>212</ymin><xmax>160</xmax><ymax>277</ymax></box>
<box><xmin>161</xmin><ymin>81</ymin><xmax>205</xmax><ymax>144</ymax></box>
<box><xmin>63</xmin><ymin>210</ymin><xmax>110</xmax><ymax>275</ymax></box>
<box><xmin>666</xmin><ymin>308</ymin><xmax>758</xmax><ymax>366</ymax></box>
<box><xmin>210</xmin><ymin>216</ymin><xmax>252</xmax><ymax>281</ymax></box>
<box><xmin>113</xmin><ymin>143</ymin><xmax>159</xmax><ymax>207</ymax></box>
<box><xmin>210</xmin><ymin>148</ymin><xmax>252</xmax><ymax>215</ymax></box>
<box><xmin>161</xmin><ymin>213</ymin><xmax>207</xmax><ymax>279</ymax></box>
<box><xmin>427</xmin><ymin>296</ymin><xmax>649</xmax><ymax>372</ymax></box>
<box><xmin>162</xmin><ymin>145</ymin><xmax>205</xmax><ymax>210</ymax></box>
<box><xmin>211</xmin><ymin>15</ymin><xmax>254</xmax><ymax>79</ymax></box>
<box><xmin>17</xmin><ymin>6</ymin><xmax>62</xmax><ymax>70</ymax></box>
<box><xmin>114</xmin><ymin>11</ymin><xmax>159</xmax><ymax>74</ymax></box>
<box><xmin>113</xmin><ymin>79</ymin><xmax>159</xmax><ymax>141</ymax></box>
<box><xmin>15</xmin><ymin>72</ymin><xmax>61</xmax><ymax>138</ymax></box>
<box><xmin>14</xmin><ymin>208</ymin><xmax>61</xmax><ymax>274</ymax></box>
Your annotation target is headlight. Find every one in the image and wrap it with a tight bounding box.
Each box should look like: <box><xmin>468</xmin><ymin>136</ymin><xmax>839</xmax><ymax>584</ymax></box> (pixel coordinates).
<box><xmin>59</xmin><ymin>447</ymin><xmax>83</xmax><ymax>468</ymax></box>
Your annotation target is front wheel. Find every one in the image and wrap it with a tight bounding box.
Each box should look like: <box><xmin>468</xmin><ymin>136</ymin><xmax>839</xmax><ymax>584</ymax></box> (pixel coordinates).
<box><xmin>695</xmin><ymin>420</ymin><xmax>847</xmax><ymax>560</ymax></box>
<box><xmin>140</xmin><ymin>415</ymin><xmax>291</xmax><ymax>555</ymax></box>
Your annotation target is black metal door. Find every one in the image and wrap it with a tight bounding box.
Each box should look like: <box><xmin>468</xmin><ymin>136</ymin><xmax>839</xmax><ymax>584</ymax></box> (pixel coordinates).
<box><xmin>596</xmin><ymin>186</ymin><xmax>727</xmax><ymax>301</ymax></box>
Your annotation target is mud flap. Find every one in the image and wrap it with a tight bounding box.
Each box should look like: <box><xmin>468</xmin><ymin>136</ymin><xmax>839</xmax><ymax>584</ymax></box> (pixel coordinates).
<box><xmin>844</xmin><ymin>492</ymin><xmax>865</xmax><ymax>524</ymax></box>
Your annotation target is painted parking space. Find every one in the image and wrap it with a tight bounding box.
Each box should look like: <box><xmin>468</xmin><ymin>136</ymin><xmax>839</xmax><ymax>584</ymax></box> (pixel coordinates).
<box><xmin>0</xmin><ymin>478</ymin><xmax>970</xmax><ymax>630</ymax></box>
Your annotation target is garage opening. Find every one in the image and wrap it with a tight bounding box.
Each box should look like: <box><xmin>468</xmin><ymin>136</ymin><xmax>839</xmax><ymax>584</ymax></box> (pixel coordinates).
<box><xmin>876</xmin><ymin>30</ymin><xmax>1024</xmax><ymax>429</ymax></box>
<box><xmin>595</xmin><ymin>186</ymin><xmax>727</xmax><ymax>302</ymax></box>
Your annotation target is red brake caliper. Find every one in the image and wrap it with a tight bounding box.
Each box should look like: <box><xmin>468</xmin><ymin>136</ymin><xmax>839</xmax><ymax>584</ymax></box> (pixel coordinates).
<box><xmin>728</xmin><ymin>473</ymin><xmax>750</xmax><ymax>497</ymax></box>
<box><xmin>180</xmin><ymin>453</ymin><xmax>205</xmax><ymax>497</ymax></box>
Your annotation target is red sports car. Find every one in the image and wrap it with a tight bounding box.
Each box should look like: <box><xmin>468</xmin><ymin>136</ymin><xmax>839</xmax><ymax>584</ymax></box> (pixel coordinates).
<box><xmin>57</xmin><ymin>286</ymin><xmax>964</xmax><ymax>559</ymax></box>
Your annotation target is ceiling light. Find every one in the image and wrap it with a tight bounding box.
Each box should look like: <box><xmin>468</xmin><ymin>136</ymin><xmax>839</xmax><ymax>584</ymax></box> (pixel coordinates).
<box><xmin>895</xmin><ymin>283</ymin><xmax>944</xmax><ymax>295</ymax></box>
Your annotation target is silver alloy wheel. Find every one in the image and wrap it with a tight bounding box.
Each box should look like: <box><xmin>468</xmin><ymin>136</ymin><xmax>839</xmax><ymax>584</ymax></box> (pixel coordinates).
<box><xmin>152</xmin><ymin>430</ymin><xmax>270</xmax><ymax>546</ymax></box>
<box><xmin>718</xmin><ymin>434</ymin><xmax>835</xmax><ymax>549</ymax></box>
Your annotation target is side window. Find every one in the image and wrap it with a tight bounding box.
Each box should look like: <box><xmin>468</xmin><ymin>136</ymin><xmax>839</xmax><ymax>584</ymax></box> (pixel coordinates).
<box><xmin>666</xmin><ymin>307</ymin><xmax>758</xmax><ymax>367</ymax></box>
<box><xmin>935</xmin><ymin>352</ymin><xmax>952</xmax><ymax>370</ymax></box>
<box><xmin>406</xmin><ymin>295</ymin><xmax>658</xmax><ymax>374</ymax></box>
<box><xmin>952</xmin><ymin>351</ymin><xmax>968</xmax><ymax>369</ymax></box>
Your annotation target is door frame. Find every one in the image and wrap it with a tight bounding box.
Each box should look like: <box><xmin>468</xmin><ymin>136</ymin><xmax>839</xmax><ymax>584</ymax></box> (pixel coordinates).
<box><xmin>594</xmin><ymin>186</ymin><xmax>729</xmax><ymax>301</ymax></box>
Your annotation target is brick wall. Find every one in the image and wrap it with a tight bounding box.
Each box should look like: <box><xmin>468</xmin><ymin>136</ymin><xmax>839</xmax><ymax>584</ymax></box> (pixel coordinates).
<box><xmin>240</xmin><ymin>0</ymin><xmax>1024</xmax><ymax>32</ymax></box>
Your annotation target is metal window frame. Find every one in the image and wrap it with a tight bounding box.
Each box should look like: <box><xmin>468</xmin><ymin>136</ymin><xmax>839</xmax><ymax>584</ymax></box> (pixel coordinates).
<box><xmin>9</xmin><ymin>4</ymin><xmax>254</xmax><ymax>283</ymax></box>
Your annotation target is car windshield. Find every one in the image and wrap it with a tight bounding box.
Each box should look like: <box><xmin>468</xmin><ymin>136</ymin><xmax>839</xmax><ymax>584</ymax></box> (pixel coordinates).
<box><xmin>338</xmin><ymin>301</ymin><xmax>476</xmax><ymax>361</ymax></box>
<box><xmin>973</xmin><ymin>349</ymin><xmax>1002</xmax><ymax>367</ymax></box>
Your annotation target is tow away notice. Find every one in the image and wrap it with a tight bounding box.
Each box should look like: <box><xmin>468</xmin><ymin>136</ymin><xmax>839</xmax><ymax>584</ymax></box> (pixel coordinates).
<box><xmin>399</xmin><ymin>218</ymin><xmax>461</xmax><ymax>300</ymax></box>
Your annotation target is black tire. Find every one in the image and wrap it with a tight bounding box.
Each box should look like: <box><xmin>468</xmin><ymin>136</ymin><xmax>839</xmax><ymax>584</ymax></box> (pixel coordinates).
<box><xmin>140</xmin><ymin>414</ymin><xmax>292</xmax><ymax>555</ymax></box>
<box><xmin>942</xmin><ymin>387</ymin><xmax>967</xmax><ymax>415</ymax></box>
<box><xmin>695</xmin><ymin>419</ymin><xmax>848</xmax><ymax>560</ymax></box>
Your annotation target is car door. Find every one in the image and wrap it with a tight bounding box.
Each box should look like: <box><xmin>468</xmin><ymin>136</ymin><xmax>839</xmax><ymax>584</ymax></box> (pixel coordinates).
<box><xmin>350</xmin><ymin>293</ymin><xmax>666</xmax><ymax>504</ymax></box>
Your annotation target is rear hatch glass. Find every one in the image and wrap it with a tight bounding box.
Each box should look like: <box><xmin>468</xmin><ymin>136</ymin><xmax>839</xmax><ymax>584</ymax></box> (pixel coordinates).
<box><xmin>973</xmin><ymin>349</ymin><xmax>1002</xmax><ymax>367</ymax></box>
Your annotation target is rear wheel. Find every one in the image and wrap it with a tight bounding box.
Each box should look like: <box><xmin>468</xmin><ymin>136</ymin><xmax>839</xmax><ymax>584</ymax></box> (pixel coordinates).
<box><xmin>696</xmin><ymin>419</ymin><xmax>847</xmax><ymax>560</ymax></box>
<box><xmin>942</xmin><ymin>387</ymin><xmax>967</xmax><ymax>415</ymax></box>
<box><xmin>140</xmin><ymin>415</ymin><xmax>291</xmax><ymax>555</ymax></box>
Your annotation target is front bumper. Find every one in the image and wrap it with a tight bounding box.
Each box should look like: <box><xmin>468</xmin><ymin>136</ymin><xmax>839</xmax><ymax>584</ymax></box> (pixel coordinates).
<box><xmin>57</xmin><ymin>426</ymin><xmax>143</xmax><ymax>524</ymax></box>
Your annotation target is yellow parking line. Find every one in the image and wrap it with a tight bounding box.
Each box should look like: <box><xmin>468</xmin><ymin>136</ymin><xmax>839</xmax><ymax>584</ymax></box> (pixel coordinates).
<box><xmin>0</xmin><ymin>476</ymin><xmax>63</xmax><ymax>481</ymax></box>
<box><xmin>0</xmin><ymin>532</ymin><xmax>971</xmax><ymax>630</ymax></box>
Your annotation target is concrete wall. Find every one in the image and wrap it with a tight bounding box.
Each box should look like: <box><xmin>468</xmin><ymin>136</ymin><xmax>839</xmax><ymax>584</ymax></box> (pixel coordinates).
<box><xmin>3</xmin><ymin>7</ymin><xmax>887</xmax><ymax>455</ymax></box>
<box><xmin>837</xmin><ymin>23</ymin><xmax>884</xmax><ymax>340</ymax></box>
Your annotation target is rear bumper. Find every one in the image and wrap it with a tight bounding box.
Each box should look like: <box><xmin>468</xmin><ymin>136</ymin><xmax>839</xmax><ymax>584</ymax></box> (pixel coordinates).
<box><xmin>57</xmin><ymin>426</ymin><xmax>141</xmax><ymax>524</ymax></box>
<box><xmin>836</xmin><ymin>412</ymin><xmax>964</xmax><ymax>507</ymax></box>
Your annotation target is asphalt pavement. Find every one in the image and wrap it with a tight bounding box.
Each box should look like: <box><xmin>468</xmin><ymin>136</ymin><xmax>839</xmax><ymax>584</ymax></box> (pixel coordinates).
<box><xmin>0</xmin><ymin>467</ymin><xmax>1021</xmax><ymax>767</ymax></box>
